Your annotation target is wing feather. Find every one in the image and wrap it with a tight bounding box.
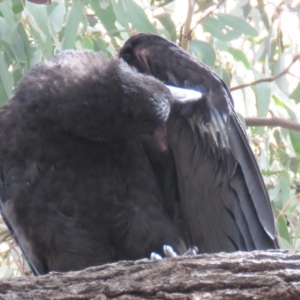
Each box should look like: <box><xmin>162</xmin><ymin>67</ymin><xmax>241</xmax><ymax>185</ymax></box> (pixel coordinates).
<box><xmin>119</xmin><ymin>33</ymin><xmax>278</xmax><ymax>251</ymax></box>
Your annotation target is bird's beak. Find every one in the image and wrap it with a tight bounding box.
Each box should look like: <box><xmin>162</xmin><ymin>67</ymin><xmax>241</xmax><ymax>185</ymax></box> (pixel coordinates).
<box><xmin>166</xmin><ymin>85</ymin><xmax>203</xmax><ymax>103</ymax></box>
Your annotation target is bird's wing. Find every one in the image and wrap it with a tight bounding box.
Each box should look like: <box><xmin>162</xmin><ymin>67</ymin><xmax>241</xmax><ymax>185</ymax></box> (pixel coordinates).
<box><xmin>0</xmin><ymin>168</ymin><xmax>42</xmax><ymax>275</ymax></box>
<box><xmin>119</xmin><ymin>33</ymin><xmax>278</xmax><ymax>252</ymax></box>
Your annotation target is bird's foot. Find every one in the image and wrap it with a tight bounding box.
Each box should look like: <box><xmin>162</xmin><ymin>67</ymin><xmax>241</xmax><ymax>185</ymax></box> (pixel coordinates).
<box><xmin>150</xmin><ymin>245</ymin><xmax>177</xmax><ymax>260</ymax></box>
<box><xmin>150</xmin><ymin>252</ymin><xmax>162</xmax><ymax>260</ymax></box>
<box><xmin>150</xmin><ymin>245</ymin><xmax>198</xmax><ymax>260</ymax></box>
<box><xmin>183</xmin><ymin>246</ymin><xmax>198</xmax><ymax>256</ymax></box>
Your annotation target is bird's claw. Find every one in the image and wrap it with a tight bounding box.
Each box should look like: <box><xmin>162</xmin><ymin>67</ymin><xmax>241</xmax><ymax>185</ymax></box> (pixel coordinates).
<box><xmin>150</xmin><ymin>244</ymin><xmax>178</xmax><ymax>260</ymax></box>
<box><xmin>183</xmin><ymin>246</ymin><xmax>198</xmax><ymax>256</ymax></box>
<box><xmin>163</xmin><ymin>245</ymin><xmax>177</xmax><ymax>257</ymax></box>
<box><xmin>150</xmin><ymin>252</ymin><xmax>162</xmax><ymax>260</ymax></box>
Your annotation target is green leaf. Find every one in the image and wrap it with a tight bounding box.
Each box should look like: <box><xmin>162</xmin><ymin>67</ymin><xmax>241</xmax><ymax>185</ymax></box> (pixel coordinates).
<box><xmin>29</xmin><ymin>47</ymin><xmax>43</xmax><ymax>68</ymax></box>
<box><xmin>100</xmin><ymin>0</ymin><xmax>110</xmax><ymax>9</ymax></box>
<box><xmin>227</xmin><ymin>47</ymin><xmax>250</xmax><ymax>69</ymax></box>
<box><xmin>47</xmin><ymin>0</ymin><xmax>66</xmax><ymax>33</ymax></box>
<box><xmin>11</xmin><ymin>26</ymin><xmax>28</xmax><ymax>65</ymax></box>
<box><xmin>0</xmin><ymin>52</ymin><xmax>13</xmax><ymax>100</ymax></box>
<box><xmin>92</xmin><ymin>37</ymin><xmax>111</xmax><ymax>55</ymax></box>
<box><xmin>16</xmin><ymin>22</ymin><xmax>31</xmax><ymax>62</ymax></box>
<box><xmin>201</xmin><ymin>17</ymin><xmax>241</xmax><ymax>42</ymax></box>
<box><xmin>0</xmin><ymin>1</ymin><xmax>15</xmax><ymax>33</ymax></box>
<box><xmin>216</xmin><ymin>13</ymin><xmax>259</xmax><ymax>36</ymax></box>
<box><xmin>89</xmin><ymin>0</ymin><xmax>119</xmax><ymax>35</ymax></box>
<box><xmin>110</xmin><ymin>0</ymin><xmax>128</xmax><ymax>28</ymax></box>
<box><xmin>278</xmin><ymin>148</ymin><xmax>289</xmax><ymax>167</ymax></box>
<box><xmin>289</xmin><ymin>131</ymin><xmax>300</xmax><ymax>155</ymax></box>
<box><xmin>12</xmin><ymin>67</ymin><xmax>23</xmax><ymax>86</ymax></box>
<box><xmin>254</xmin><ymin>82</ymin><xmax>271</xmax><ymax>117</ymax></box>
<box><xmin>124</xmin><ymin>0</ymin><xmax>157</xmax><ymax>33</ymax></box>
<box><xmin>112</xmin><ymin>0</ymin><xmax>157</xmax><ymax>33</ymax></box>
<box><xmin>155</xmin><ymin>13</ymin><xmax>176</xmax><ymax>42</ymax></box>
<box><xmin>25</xmin><ymin>2</ymin><xmax>53</xmax><ymax>58</ymax></box>
<box><xmin>290</xmin><ymin>157</ymin><xmax>299</xmax><ymax>174</ymax></box>
<box><xmin>257</xmin><ymin>0</ymin><xmax>270</xmax><ymax>30</ymax></box>
<box><xmin>273</xmin><ymin>57</ymin><xmax>289</xmax><ymax>94</ymax></box>
<box><xmin>81</xmin><ymin>36</ymin><xmax>94</xmax><ymax>50</ymax></box>
<box><xmin>277</xmin><ymin>214</ymin><xmax>292</xmax><ymax>246</ymax></box>
<box><xmin>272</xmin><ymin>94</ymin><xmax>300</xmax><ymax>156</ymax></box>
<box><xmin>290</xmin><ymin>83</ymin><xmax>300</xmax><ymax>104</ymax></box>
<box><xmin>62</xmin><ymin>1</ymin><xmax>83</xmax><ymax>50</ymax></box>
<box><xmin>188</xmin><ymin>40</ymin><xmax>216</xmax><ymax>68</ymax></box>
<box><xmin>201</xmin><ymin>17</ymin><xmax>239</xmax><ymax>41</ymax></box>
<box><xmin>221</xmin><ymin>68</ymin><xmax>231</xmax><ymax>87</ymax></box>
<box><xmin>0</xmin><ymin>17</ymin><xmax>12</xmax><ymax>43</ymax></box>
<box><xmin>0</xmin><ymin>75</ymin><xmax>8</xmax><ymax>105</ymax></box>
<box><xmin>202</xmin><ymin>14</ymin><xmax>258</xmax><ymax>41</ymax></box>
<box><xmin>280</xmin><ymin>170</ymin><xmax>290</xmax><ymax>204</ymax></box>
<box><xmin>11</xmin><ymin>0</ymin><xmax>23</xmax><ymax>14</ymax></box>
<box><xmin>277</xmin><ymin>231</ymin><xmax>293</xmax><ymax>249</ymax></box>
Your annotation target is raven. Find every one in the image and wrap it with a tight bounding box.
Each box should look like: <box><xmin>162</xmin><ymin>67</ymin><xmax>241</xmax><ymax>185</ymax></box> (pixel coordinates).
<box><xmin>0</xmin><ymin>35</ymin><xmax>278</xmax><ymax>275</ymax></box>
<box><xmin>119</xmin><ymin>33</ymin><xmax>278</xmax><ymax>253</ymax></box>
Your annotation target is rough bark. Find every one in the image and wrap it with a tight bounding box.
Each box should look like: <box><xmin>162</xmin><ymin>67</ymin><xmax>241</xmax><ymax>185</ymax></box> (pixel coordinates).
<box><xmin>1</xmin><ymin>250</ymin><xmax>300</xmax><ymax>300</ymax></box>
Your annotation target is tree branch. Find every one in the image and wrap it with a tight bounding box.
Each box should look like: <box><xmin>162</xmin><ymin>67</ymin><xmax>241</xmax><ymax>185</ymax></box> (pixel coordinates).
<box><xmin>1</xmin><ymin>251</ymin><xmax>300</xmax><ymax>299</ymax></box>
<box><xmin>245</xmin><ymin>116</ymin><xmax>300</xmax><ymax>132</ymax></box>
<box><xmin>179</xmin><ymin>0</ymin><xmax>195</xmax><ymax>50</ymax></box>
<box><xmin>230</xmin><ymin>54</ymin><xmax>300</xmax><ymax>91</ymax></box>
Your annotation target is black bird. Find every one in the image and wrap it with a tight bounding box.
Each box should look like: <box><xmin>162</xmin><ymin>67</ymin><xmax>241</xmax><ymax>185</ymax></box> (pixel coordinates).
<box><xmin>119</xmin><ymin>33</ymin><xmax>278</xmax><ymax>252</ymax></box>
<box><xmin>0</xmin><ymin>50</ymin><xmax>199</xmax><ymax>275</ymax></box>
<box><xmin>0</xmin><ymin>35</ymin><xmax>277</xmax><ymax>275</ymax></box>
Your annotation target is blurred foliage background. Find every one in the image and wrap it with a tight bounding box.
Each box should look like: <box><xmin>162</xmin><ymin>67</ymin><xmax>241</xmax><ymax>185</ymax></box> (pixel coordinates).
<box><xmin>0</xmin><ymin>0</ymin><xmax>300</xmax><ymax>277</ymax></box>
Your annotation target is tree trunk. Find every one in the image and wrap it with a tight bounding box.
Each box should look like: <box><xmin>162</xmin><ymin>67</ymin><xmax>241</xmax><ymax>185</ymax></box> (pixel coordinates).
<box><xmin>1</xmin><ymin>250</ymin><xmax>300</xmax><ymax>300</ymax></box>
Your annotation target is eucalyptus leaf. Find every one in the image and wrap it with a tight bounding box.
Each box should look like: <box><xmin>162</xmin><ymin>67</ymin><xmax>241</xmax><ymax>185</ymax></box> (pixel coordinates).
<box><xmin>280</xmin><ymin>170</ymin><xmax>290</xmax><ymax>204</ymax></box>
<box><xmin>289</xmin><ymin>131</ymin><xmax>300</xmax><ymax>155</ymax></box>
<box><xmin>289</xmin><ymin>157</ymin><xmax>300</xmax><ymax>175</ymax></box>
<box><xmin>62</xmin><ymin>1</ymin><xmax>83</xmax><ymax>50</ymax></box>
<box><xmin>227</xmin><ymin>47</ymin><xmax>250</xmax><ymax>69</ymax></box>
<box><xmin>90</xmin><ymin>0</ymin><xmax>119</xmax><ymax>35</ymax></box>
<box><xmin>0</xmin><ymin>17</ymin><xmax>12</xmax><ymax>43</ymax></box>
<box><xmin>290</xmin><ymin>83</ymin><xmax>300</xmax><ymax>104</ymax></box>
<box><xmin>0</xmin><ymin>76</ymin><xmax>8</xmax><ymax>105</ymax></box>
<box><xmin>155</xmin><ymin>13</ymin><xmax>176</xmax><ymax>42</ymax></box>
<box><xmin>273</xmin><ymin>57</ymin><xmax>289</xmax><ymax>94</ymax></box>
<box><xmin>25</xmin><ymin>2</ymin><xmax>53</xmax><ymax>58</ymax></box>
<box><xmin>277</xmin><ymin>232</ymin><xmax>293</xmax><ymax>249</ymax></box>
<box><xmin>11</xmin><ymin>0</ymin><xmax>24</xmax><ymax>15</ymax></box>
<box><xmin>201</xmin><ymin>17</ymin><xmax>240</xmax><ymax>41</ymax></box>
<box><xmin>0</xmin><ymin>52</ymin><xmax>13</xmax><ymax>100</ymax></box>
<box><xmin>81</xmin><ymin>36</ymin><xmax>94</xmax><ymax>50</ymax></box>
<box><xmin>11</xmin><ymin>28</ymin><xmax>27</xmax><ymax>64</ymax></box>
<box><xmin>216</xmin><ymin>13</ymin><xmax>259</xmax><ymax>37</ymax></box>
<box><xmin>100</xmin><ymin>0</ymin><xmax>110</xmax><ymax>9</ymax></box>
<box><xmin>121</xmin><ymin>0</ymin><xmax>157</xmax><ymax>33</ymax></box>
<box><xmin>188</xmin><ymin>40</ymin><xmax>216</xmax><ymax>67</ymax></box>
<box><xmin>0</xmin><ymin>1</ymin><xmax>15</xmax><ymax>33</ymax></box>
<box><xmin>254</xmin><ymin>82</ymin><xmax>271</xmax><ymax>117</ymax></box>
<box><xmin>48</xmin><ymin>0</ymin><xmax>66</xmax><ymax>33</ymax></box>
<box><xmin>16</xmin><ymin>23</ymin><xmax>31</xmax><ymax>62</ymax></box>
<box><xmin>110</xmin><ymin>0</ymin><xmax>128</xmax><ymax>28</ymax></box>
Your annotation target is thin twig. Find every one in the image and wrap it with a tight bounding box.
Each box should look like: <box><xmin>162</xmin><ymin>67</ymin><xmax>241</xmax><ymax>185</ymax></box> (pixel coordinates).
<box><xmin>190</xmin><ymin>0</ymin><xmax>226</xmax><ymax>32</ymax></box>
<box><xmin>230</xmin><ymin>54</ymin><xmax>300</xmax><ymax>91</ymax></box>
<box><xmin>275</xmin><ymin>193</ymin><xmax>300</xmax><ymax>222</ymax></box>
<box><xmin>245</xmin><ymin>116</ymin><xmax>300</xmax><ymax>132</ymax></box>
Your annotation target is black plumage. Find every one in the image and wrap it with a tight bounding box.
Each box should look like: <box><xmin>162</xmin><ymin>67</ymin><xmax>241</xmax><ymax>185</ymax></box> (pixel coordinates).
<box><xmin>119</xmin><ymin>33</ymin><xmax>278</xmax><ymax>252</ymax></box>
<box><xmin>0</xmin><ymin>35</ymin><xmax>278</xmax><ymax>275</ymax></box>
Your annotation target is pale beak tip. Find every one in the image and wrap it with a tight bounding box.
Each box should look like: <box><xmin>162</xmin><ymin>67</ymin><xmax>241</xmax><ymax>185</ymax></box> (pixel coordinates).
<box><xmin>166</xmin><ymin>85</ymin><xmax>203</xmax><ymax>103</ymax></box>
